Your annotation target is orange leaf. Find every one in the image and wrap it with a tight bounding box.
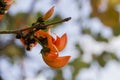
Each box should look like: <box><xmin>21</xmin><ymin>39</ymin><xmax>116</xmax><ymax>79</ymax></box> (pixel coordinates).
<box><xmin>43</xmin><ymin>6</ymin><xmax>54</xmax><ymax>21</ymax></box>
<box><xmin>0</xmin><ymin>0</ymin><xmax>13</xmax><ymax>20</ymax></box>
<box><xmin>43</xmin><ymin>56</ymin><xmax>71</xmax><ymax>68</ymax></box>
<box><xmin>4</xmin><ymin>0</ymin><xmax>13</xmax><ymax>5</ymax></box>
<box><xmin>4</xmin><ymin>0</ymin><xmax>14</xmax><ymax>9</ymax></box>
<box><xmin>0</xmin><ymin>15</ymin><xmax>4</xmax><ymax>20</ymax></box>
<box><xmin>20</xmin><ymin>38</ymin><xmax>26</xmax><ymax>45</ymax></box>
<box><xmin>35</xmin><ymin>30</ymin><xmax>57</xmax><ymax>52</ymax></box>
<box><xmin>42</xmin><ymin>52</ymin><xmax>58</xmax><ymax>61</ymax></box>
<box><xmin>54</xmin><ymin>33</ymin><xmax>67</xmax><ymax>51</ymax></box>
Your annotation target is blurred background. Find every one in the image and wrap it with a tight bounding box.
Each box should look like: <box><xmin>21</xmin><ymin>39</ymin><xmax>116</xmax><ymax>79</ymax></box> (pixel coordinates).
<box><xmin>1</xmin><ymin>0</ymin><xmax>120</xmax><ymax>80</ymax></box>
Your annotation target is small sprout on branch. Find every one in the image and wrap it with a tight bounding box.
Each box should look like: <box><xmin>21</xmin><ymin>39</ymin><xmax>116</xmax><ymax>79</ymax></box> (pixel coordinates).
<box><xmin>43</xmin><ymin>6</ymin><xmax>54</xmax><ymax>21</ymax></box>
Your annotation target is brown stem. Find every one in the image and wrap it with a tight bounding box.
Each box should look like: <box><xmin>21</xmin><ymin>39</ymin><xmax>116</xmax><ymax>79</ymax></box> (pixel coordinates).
<box><xmin>0</xmin><ymin>17</ymin><xmax>71</xmax><ymax>34</ymax></box>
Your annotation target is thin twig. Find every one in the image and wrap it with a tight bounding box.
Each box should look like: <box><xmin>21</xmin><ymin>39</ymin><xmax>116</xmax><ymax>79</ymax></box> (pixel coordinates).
<box><xmin>0</xmin><ymin>17</ymin><xmax>71</xmax><ymax>34</ymax></box>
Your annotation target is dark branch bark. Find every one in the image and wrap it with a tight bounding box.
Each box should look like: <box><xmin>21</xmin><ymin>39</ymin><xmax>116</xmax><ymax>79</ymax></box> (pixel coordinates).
<box><xmin>0</xmin><ymin>17</ymin><xmax>71</xmax><ymax>34</ymax></box>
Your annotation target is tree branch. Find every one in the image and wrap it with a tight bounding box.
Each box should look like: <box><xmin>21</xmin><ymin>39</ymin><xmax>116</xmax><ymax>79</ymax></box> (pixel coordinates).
<box><xmin>0</xmin><ymin>17</ymin><xmax>71</xmax><ymax>34</ymax></box>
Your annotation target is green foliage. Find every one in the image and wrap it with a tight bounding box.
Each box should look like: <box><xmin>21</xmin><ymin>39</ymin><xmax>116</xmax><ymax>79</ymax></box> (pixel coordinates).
<box><xmin>94</xmin><ymin>33</ymin><xmax>108</xmax><ymax>42</ymax></box>
<box><xmin>2</xmin><ymin>44</ymin><xmax>25</xmax><ymax>58</ymax></box>
<box><xmin>69</xmin><ymin>57</ymin><xmax>90</xmax><ymax>80</ymax></box>
<box><xmin>53</xmin><ymin>70</ymin><xmax>64</xmax><ymax>80</ymax></box>
<box><xmin>91</xmin><ymin>0</ymin><xmax>120</xmax><ymax>36</ymax></box>
<box><xmin>82</xmin><ymin>28</ymin><xmax>108</xmax><ymax>42</ymax></box>
<box><xmin>0</xmin><ymin>41</ymin><xmax>25</xmax><ymax>63</ymax></box>
<box><xmin>93</xmin><ymin>51</ymin><xmax>119</xmax><ymax>67</ymax></box>
<box><xmin>75</xmin><ymin>43</ymin><xmax>84</xmax><ymax>55</ymax></box>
